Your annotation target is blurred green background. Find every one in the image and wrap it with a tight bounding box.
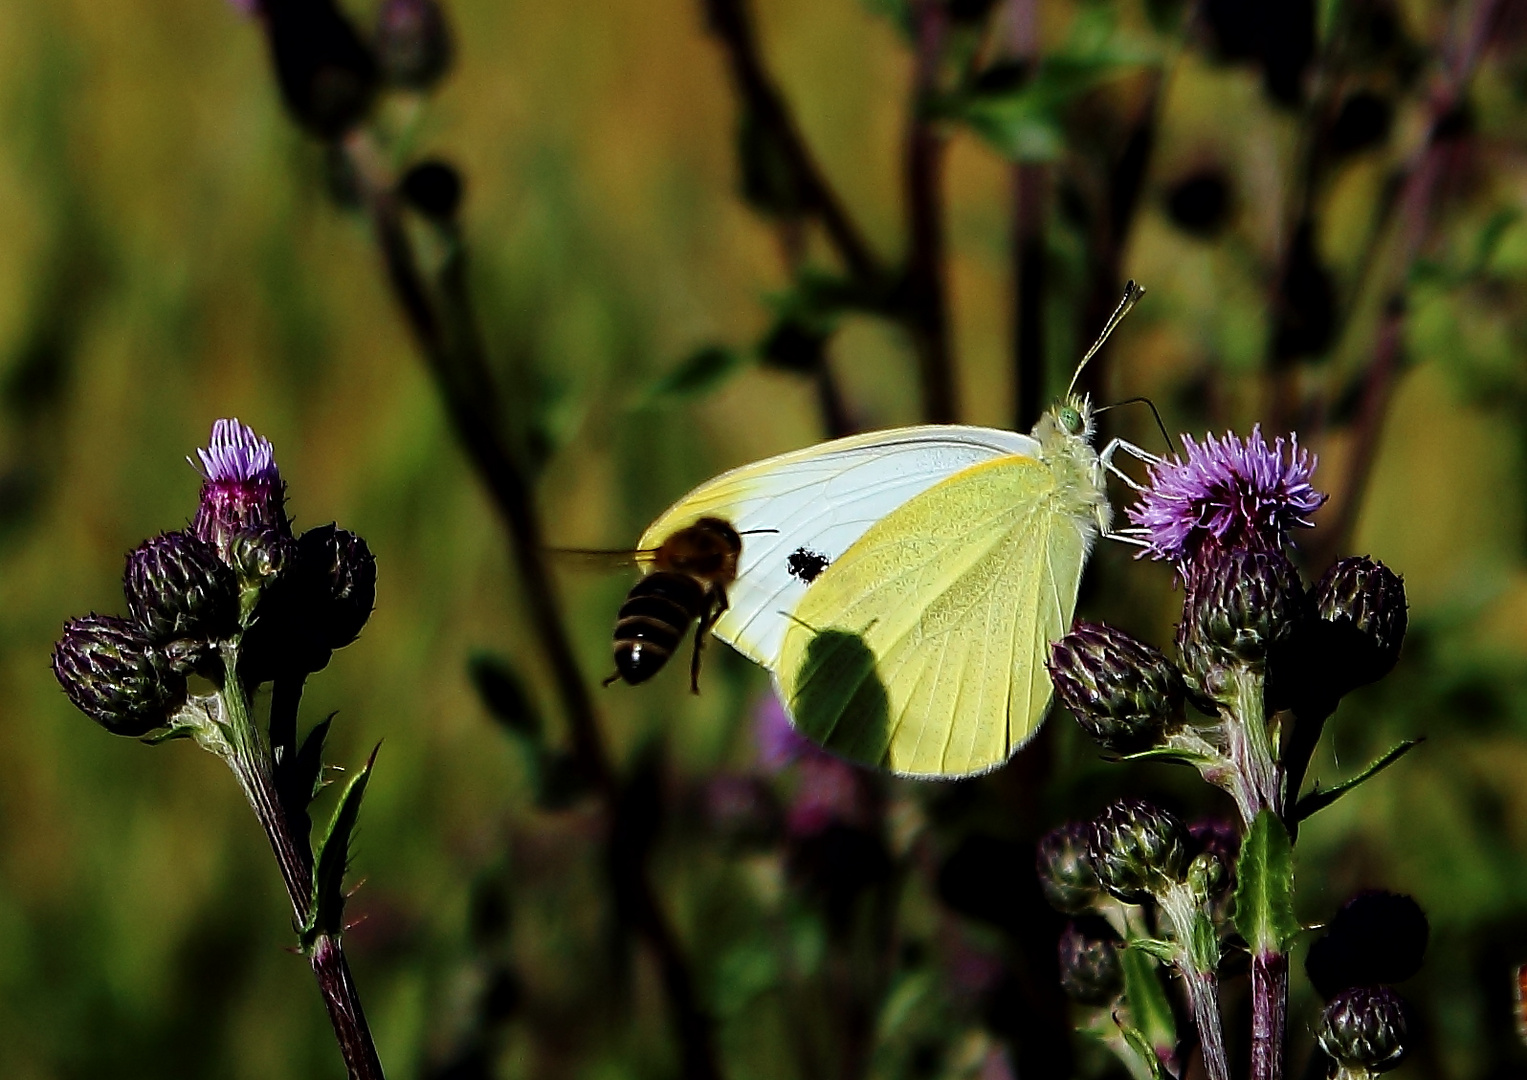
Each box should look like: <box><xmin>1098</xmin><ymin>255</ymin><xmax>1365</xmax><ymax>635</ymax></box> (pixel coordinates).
<box><xmin>3</xmin><ymin>0</ymin><xmax>1527</xmax><ymax>1077</ymax></box>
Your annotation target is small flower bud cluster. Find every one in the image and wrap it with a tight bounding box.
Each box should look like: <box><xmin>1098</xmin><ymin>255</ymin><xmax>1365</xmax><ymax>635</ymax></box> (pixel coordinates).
<box><xmin>1048</xmin><ymin>623</ymin><xmax>1186</xmax><ymax>753</ymax></box>
<box><xmin>54</xmin><ymin>420</ymin><xmax>375</xmax><ymax>737</ymax></box>
<box><xmin>1307</xmin><ymin>892</ymin><xmax>1427</xmax><ymax>1074</ymax></box>
<box><xmin>1036</xmin><ymin>803</ymin><xmax>1235</xmax><ymax>1008</ymax></box>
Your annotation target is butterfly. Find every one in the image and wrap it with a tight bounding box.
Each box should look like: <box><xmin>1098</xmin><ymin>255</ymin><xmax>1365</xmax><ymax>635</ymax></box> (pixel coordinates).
<box><xmin>637</xmin><ymin>284</ymin><xmax>1148</xmax><ymax>778</ymax></box>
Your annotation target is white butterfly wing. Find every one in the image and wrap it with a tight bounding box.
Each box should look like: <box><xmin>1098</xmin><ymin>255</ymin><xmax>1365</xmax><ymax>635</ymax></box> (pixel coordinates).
<box><xmin>639</xmin><ymin>425</ymin><xmax>1041</xmax><ymax>667</ymax></box>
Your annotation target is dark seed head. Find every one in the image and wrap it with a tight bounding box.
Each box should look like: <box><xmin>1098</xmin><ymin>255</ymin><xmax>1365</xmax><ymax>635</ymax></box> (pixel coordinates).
<box><xmin>53</xmin><ymin>615</ymin><xmax>185</xmax><ymax>736</ymax></box>
<box><xmin>124</xmin><ymin>532</ymin><xmax>239</xmax><ymax>644</ymax></box>
<box><xmin>1035</xmin><ymin>821</ymin><xmax>1103</xmax><ymax>915</ymax></box>
<box><xmin>1058</xmin><ymin>917</ymin><xmax>1124</xmax><ymax>1006</ymax></box>
<box><xmin>1049</xmin><ymin>622</ymin><xmax>1187</xmax><ymax>754</ymax></box>
<box><xmin>1087</xmin><ymin>798</ymin><xmax>1192</xmax><ymax>904</ymax></box>
<box><xmin>1316</xmin><ymin>985</ymin><xmax>1409</xmax><ymax>1071</ymax></box>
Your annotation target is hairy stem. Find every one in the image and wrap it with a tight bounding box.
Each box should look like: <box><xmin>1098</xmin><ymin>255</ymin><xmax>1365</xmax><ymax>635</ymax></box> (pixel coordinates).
<box><xmin>1226</xmin><ymin>666</ymin><xmax>1283</xmax><ymax>824</ymax></box>
<box><xmin>219</xmin><ymin>651</ymin><xmax>385</xmax><ymax>1080</ymax></box>
<box><xmin>1182</xmin><ymin>969</ymin><xmax>1230</xmax><ymax>1080</ymax></box>
<box><xmin>1251</xmin><ymin>951</ymin><xmax>1288</xmax><ymax>1080</ymax></box>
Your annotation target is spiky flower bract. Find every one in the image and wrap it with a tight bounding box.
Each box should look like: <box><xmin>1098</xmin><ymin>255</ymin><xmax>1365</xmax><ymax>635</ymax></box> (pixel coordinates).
<box><xmin>1127</xmin><ymin>425</ymin><xmax>1326</xmax><ymax>567</ymax></box>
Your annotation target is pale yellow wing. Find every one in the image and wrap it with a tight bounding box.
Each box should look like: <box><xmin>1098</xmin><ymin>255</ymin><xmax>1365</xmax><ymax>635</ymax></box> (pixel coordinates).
<box><xmin>636</xmin><ymin>425</ymin><xmax>1040</xmax><ymax>667</ymax></box>
<box><xmin>774</xmin><ymin>454</ymin><xmax>1094</xmax><ymax>778</ymax></box>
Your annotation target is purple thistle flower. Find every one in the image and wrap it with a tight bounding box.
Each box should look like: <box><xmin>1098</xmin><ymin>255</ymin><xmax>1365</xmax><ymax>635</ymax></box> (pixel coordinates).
<box><xmin>190</xmin><ymin>418</ymin><xmax>290</xmax><ymax>559</ymax></box>
<box><xmin>1126</xmin><ymin>425</ymin><xmax>1327</xmax><ymax>566</ymax></box>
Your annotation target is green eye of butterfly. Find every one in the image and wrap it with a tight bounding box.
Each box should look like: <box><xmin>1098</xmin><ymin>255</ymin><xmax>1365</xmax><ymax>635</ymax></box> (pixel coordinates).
<box><xmin>1059</xmin><ymin>406</ymin><xmax>1083</xmax><ymax>435</ymax></box>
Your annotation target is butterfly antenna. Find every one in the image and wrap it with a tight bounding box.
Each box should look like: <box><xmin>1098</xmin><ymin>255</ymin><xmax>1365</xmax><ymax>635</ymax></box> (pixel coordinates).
<box><xmin>1096</xmin><ymin>396</ymin><xmax>1181</xmax><ymax>457</ymax></box>
<box><xmin>739</xmin><ymin>528</ymin><xmax>780</xmax><ymax>536</ymax></box>
<box><xmin>1067</xmin><ymin>280</ymin><xmax>1146</xmax><ymax>397</ymax></box>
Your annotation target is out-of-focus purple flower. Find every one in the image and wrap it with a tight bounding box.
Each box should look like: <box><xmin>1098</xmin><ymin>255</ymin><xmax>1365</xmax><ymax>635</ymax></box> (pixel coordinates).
<box><xmin>226</xmin><ymin>0</ymin><xmax>262</xmax><ymax>15</ymax></box>
<box><xmin>787</xmin><ymin>755</ymin><xmax>866</xmax><ymax>836</ymax></box>
<box><xmin>1126</xmin><ymin>425</ymin><xmax>1326</xmax><ymax>566</ymax></box>
<box><xmin>753</xmin><ymin>693</ymin><xmax>868</xmax><ymax>835</ymax></box>
<box><xmin>191</xmin><ymin>418</ymin><xmax>290</xmax><ymax>559</ymax></box>
<box><xmin>755</xmin><ymin>692</ymin><xmax>816</xmax><ymax>771</ymax></box>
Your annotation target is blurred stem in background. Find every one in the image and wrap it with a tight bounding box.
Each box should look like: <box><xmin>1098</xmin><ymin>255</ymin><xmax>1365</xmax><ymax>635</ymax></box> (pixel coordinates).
<box><xmin>339</xmin><ymin>132</ymin><xmax>725</xmax><ymax>1080</ymax></box>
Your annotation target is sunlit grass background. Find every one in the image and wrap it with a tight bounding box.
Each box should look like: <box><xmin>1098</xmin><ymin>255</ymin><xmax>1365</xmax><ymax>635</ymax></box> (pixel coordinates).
<box><xmin>2</xmin><ymin>0</ymin><xmax>1527</xmax><ymax>1076</ymax></box>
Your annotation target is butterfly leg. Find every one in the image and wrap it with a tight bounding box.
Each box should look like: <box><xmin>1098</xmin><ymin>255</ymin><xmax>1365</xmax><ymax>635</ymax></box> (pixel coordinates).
<box><xmin>1098</xmin><ymin>437</ymin><xmax>1159</xmax><ymax>492</ymax></box>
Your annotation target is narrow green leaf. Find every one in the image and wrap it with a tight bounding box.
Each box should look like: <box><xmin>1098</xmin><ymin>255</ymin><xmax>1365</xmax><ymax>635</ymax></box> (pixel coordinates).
<box><xmin>304</xmin><ymin>744</ymin><xmax>379</xmax><ymax>947</ymax></box>
<box><xmin>1233</xmin><ymin>810</ymin><xmax>1300</xmax><ymax>955</ymax></box>
<box><xmin>1294</xmin><ymin>739</ymin><xmax>1422</xmax><ymax>823</ymax></box>
<box><xmin>1116</xmin><ymin>1025</ymin><xmax>1172</xmax><ymax>1080</ymax></box>
<box><xmin>1121</xmin><ymin>947</ymin><xmax>1176</xmax><ymax>1058</ymax></box>
<box><xmin>1188</xmin><ymin>910</ymin><xmax>1220</xmax><ymax>976</ymax></box>
<box><xmin>1112</xmin><ymin>745</ymin><xmax>1218</xmax><ymax>768</ymax></box>
<box><xmin>278</xmin><ymin>714</ymin><xmax>333</xmax><ymax>847</ymax></box>
<box><xmin>644</xmin><ymin>346</ymin><xmax>747</xmax><ymax>403</ymax></box>
<box><xmin>1129</xmin><ymin>937</ymin><xmax>1177</xmax><ymax>964</ymax></box>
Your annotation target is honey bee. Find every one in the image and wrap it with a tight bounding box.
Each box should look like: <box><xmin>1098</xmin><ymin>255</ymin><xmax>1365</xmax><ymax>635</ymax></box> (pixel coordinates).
<box><xmin>603</xmin><ymin>517</ymin><xmax>745</xmax><ymax>693</ymax></box>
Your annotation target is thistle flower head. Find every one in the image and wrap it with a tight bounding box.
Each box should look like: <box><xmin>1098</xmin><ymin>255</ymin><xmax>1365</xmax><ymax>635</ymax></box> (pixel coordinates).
<box><xmin>1087</xmin><ymin>798</ymin><xmax>1192</xmax><ymax>904</ymax></box>
<box><xmin>191</xmin><ymin>418</ymin><xmax>290</xmax><ymax>558</ymax></box>
<box><xmin>1127</xmin><ymin>425</ymin><xmax>1326</xmax><ymax>566</ymax></box>
<box><xmin>1048</xmin><ymin>622</ymin><xmax>1187</xmax><ymax>753</ymax></box>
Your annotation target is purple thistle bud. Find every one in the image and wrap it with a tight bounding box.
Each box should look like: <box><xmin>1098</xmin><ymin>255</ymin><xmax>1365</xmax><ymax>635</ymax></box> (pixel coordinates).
<box><xmin>1126</xmin><ymin>425</ymin><xmax>1327</xmax><ymax>567</ymax></box>
<box><xmin>1177</xmin><ymin>548</ymin><xmax>1305</xmax><ymax>697</ymax></box>
<box><xmin>1316</xmin><ymin>985</ymin><xmax>1409</xmax><ymax>1072</ymax></box>
<box><xmin>53</xmin><ymin>615</ymin><xmax>186</xmax><ymax>736</ymax></box>
<box><xmin>1048</xmin><ymin>622</ymin><xmax>1187</xmax><ymax>753</ymax></box>
<box><xmin>1306</xmin><ymin>891</ymin><xmax>1429</xmax><ymax>1000</ymax></box>
<box><xmin>1035</xmin><ymin>821</ymin><xmax>1103</xmax><ymax>914</ymax></box>
<box><xmin>1313</xmin><ymin>557</ymin><xmax>1408</xmax><ymax>688</ymax></box>
<box><xmin>124</xmin><ymin>531</ymin><xmax>240</xmax><ymax>644</ymax></box>
<box><xmin>240</xmin><ymin>524</ymin><xmax>375</xmax><ymax>682</ymax></box>
<box><xmin>375</xmin><ymin>0</ymin><xmax>454</xmax><ymax>91</ymax></box>
<box><xmin>1057</xmin><ymin>917</ymin><xmax>1124</xmax><ymax>1006</ymax></box>
<box><xmin>1087</xmin><ymin>798</ymin><xmax>1192</xmax><ymax>904</ymax></box>
<box><xmin>191</xmin><ymin>418</ymin><xmax>290</xmax><ymax>561</ymax></box>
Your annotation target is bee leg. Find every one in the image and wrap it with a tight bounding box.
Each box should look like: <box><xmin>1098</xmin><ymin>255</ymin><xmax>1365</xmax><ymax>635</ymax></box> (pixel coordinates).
<box><xmin>689</xmin><ymin>591</ymin><xmax>729</xmax><ymax>695</ymax></box>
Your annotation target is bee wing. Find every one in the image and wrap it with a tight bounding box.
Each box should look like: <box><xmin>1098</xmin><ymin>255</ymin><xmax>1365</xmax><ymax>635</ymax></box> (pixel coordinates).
<box><xmin>546</xmin><ymin>547</ymin><xmax>655</xmax><ymax>571</ymax></box>
<box><xmin>640</xmin><ymin>424</ymin><xmax>1041</xmax><ymax>667</ymax></box>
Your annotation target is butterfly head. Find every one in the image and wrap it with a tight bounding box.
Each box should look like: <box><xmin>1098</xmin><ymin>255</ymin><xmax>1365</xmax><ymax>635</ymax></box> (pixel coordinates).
<box><xmin>1036</xmin><ymin>394</ymin><xmax>1096</xmax><ymax>449</ymax></box>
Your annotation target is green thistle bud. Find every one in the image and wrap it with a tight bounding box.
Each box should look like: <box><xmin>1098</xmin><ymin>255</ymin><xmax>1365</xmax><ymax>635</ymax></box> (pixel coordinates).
<box><xmin>1313</xmin><ymin>557</ymin><xmax>1407</xmax><ymax>689</ymax></box>
<box><xmin>1035</xmin><ymin>821</ymin><xmax>1103</xmax><ymax>914</ymax></box>
<box><xmin>1048</xmin><ymin>622</ymin><xmax>1187</xmax><ymax>753</ymax></box>
<box><xmin>1178</xmin><ymin>548</ymin><xmax>1305</xmax><ymax>695</ymax></box>
<box><xmin>1087</xmin><ymin>798</ymin><xmax>1192</xmax><ymax>904</ymax></box>
<box><xmin>124</xmin><ymin>532</ymin><xmax>239</xmax><ymax>644</ymax></box>
<box><xmin>1057</xmin><ymin>917</ymin><xmax>1124</xmax><ymax>1006</ymax></box>
<box><xmin>1316</xmin><ymin>986</ymin><xmax>1409</xmax><ymax>1073</ymax></box>
<box><xmin>52</xmin><ymin>615</ymin><xmax>186</xmax><ymax>736</ymax></box>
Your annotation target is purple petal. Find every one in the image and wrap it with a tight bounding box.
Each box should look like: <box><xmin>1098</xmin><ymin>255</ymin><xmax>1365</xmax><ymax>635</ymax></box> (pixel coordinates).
<box><xmin>192</xmin><ymin>418</ymin><xmax>280</xmax><ymax>485</ymax></box>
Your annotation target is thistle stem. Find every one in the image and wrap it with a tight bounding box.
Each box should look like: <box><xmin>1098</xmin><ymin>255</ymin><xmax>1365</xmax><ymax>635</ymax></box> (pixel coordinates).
<box><xmin>1181</xmin><ymin>969</ymin><xmax>1230</xmax><ymax>1080</ymax></box>
<box><xmin>1156</xmin><ymin>885</ymin><xmax>1228</xmax><ymax>1080</ymax></box>
<box><xmin>219</xmin><ymin>650</ymin><xmax>386</xmax><ymax>1080</ymax></box>
<box><xmin>1251</xmin><ymin>951</ymin><xmax>1288</xmax><ymax>1080</ymax></box>
<box><xmin>1226</xmin><ymin>666</ymin><xmax>1283</xmax><ymax>824</ymax></box>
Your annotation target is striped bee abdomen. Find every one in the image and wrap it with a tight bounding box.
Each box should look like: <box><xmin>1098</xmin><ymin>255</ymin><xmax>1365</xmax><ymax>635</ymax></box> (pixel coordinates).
<box><xmin>612</xmin><ymin>572</ymin><xmax>707</xmax><ymax>684</ymax></box>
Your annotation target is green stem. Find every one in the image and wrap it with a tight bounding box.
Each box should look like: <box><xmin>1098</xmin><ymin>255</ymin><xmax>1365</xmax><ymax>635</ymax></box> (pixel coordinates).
<box><xmin>218</xmin><ymin>647</ymin><xmax>385</xmax><ymax>1080</ymax></box>
<box><xmin>1155</xmin><ymin>885</ymin><xmax>1228</xmax><ymax>1080</ymax></box>
<box><xmin>1226</xmin><ymin>666</ymin><xmax>1283</xmax><ymax>824</ymax></box>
